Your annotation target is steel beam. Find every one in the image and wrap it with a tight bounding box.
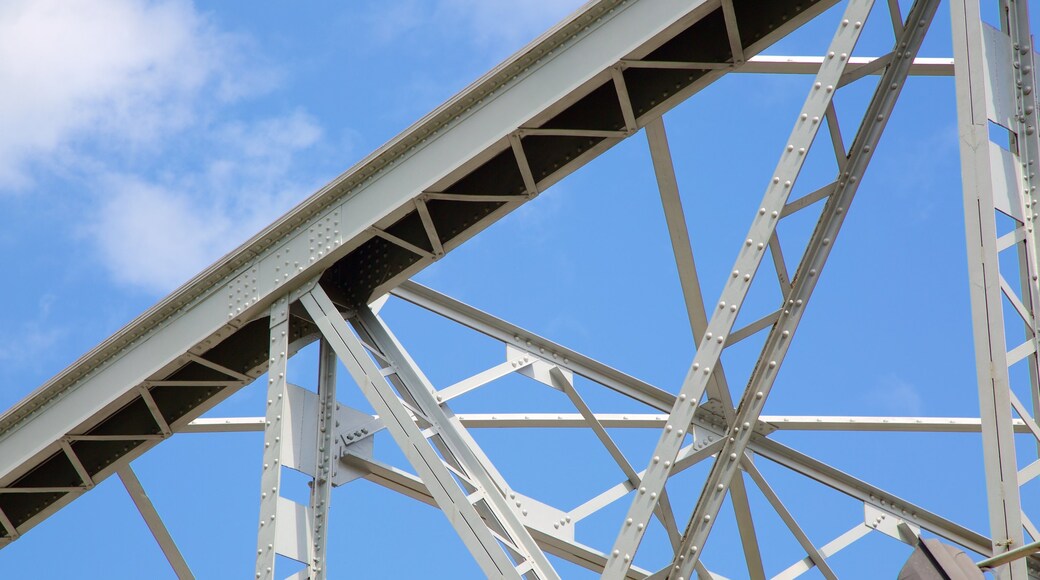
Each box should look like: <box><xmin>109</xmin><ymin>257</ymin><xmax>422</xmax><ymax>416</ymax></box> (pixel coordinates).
<box><xmin>743</xmin><ymin>460</ymin><xmax>837</xmax><ymax>580</ymax></box>
<box><xmin>664</xmin><ymin>2</ymin><xmax>940</xmax><ymax>574</ymax></box>
<box><xmin>605</xmin><ymin>1</ymin><xmax>879</xmax><ymax>574</ymax></box>
<box><xmin>620</xmin><ymin>55</ymin><xmax>953</xmax><ymax>76</ymax></box>
<box><xmin>301</xmin><ymin>284</ymin><xmax>549</xmax><ymax>579</ymax></box>
<box><xmin>0</xmin><ymin>0</ymin><xmax>844</xmax><ymax>546</ymax></box>
<box><xmin>391</xmin><ymin>281</ymin><xmax>993</xmax><ymax>555</ymax></box>
<box><xmin>645</xmin><ymin>116</ymin><xmax>765</xmax><ymax>579</ymax></box>
<box><xmin>308</xmin><ymin>338</ymin><xmax>337</xmax><ymax>579</ymax></box>
<box><xmin>118</xmin><ymin>466</ymin><xmax>194</xmax><ymax>580</ymax></box>
<box><xmin>255</xmin><ymin>298</ymin><xmax>290</xmax><ymax>580</ymax></box>
<box><xmin>185</xmin><ymin>412</ymin><xmax>1035</xmax><ymax>432</ymax></box>
<box><xmin>340</xmin><ymin>454</ymin><xmax>655</xmax><ymax>580</ymax></box>
<box><xmin>352</xmin><ymin>306</ymin><xmax>561</xmax><ymax>579</ymax></box>
<box><xmin>951</xmin><ymin>0</ymin><xmax>1035</xmax><ymax>575</ymax></box>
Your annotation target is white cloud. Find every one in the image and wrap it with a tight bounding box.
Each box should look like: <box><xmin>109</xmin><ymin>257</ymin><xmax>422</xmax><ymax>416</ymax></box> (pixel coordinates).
<box><xmin>363</xmin><ymin>0</ymin><xmax>586</xmax><ymax>47</ymax></box>
<box><xmin>0</xmin><ymin>294</ymin><xmax>66</xmax><ymax>366</ymax></box>
<box><xmin>88</xmin><ymin>111</ymin><xmax>324</xmax><ymax>294</ymax></box>
<box><xmin>437</xmin><ymin>0</ymin><xmax>586</xmax><ymax>45</ymax></box>
<box><xmin>0</xmin><ymin>0</ymin><xmax>275</xmax><ymax>189</ymax></box>
<box><xmin>0</xmin><ymin>0</ymin><xmax>329</xmax><ymax>294</ymax></box>
<box><xmin>869</xmin><ymin>375</ymin><xmax>925</xmax><ymax>416</ymax></box>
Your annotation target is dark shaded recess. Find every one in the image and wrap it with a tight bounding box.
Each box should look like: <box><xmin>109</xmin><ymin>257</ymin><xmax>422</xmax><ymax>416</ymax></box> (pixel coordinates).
<box><xmin>621</xmin><ymin>9</ymin><xmax>729</xmax><ymax>118</ymax></box>
<box><xmin>424</xmin><ymin>200</ymin><xmax>503</xmax><ymax>245</ymax></box>
<box><xmin>0</xmin><ymin>0</ymin><xmax>836</xmax><ymax>542</ymax></box>
<box><xmin>520</xmin><ymin>135</ymin><xmax>604</xmax><ymax>179</ymax></box>
<box><xmin>643</xmin><ymin>8</ymin><xmax>731</xmax><ymax>63</ymax></box>
<box><xmin>85</xmin><ymin>397</ymin><xmax>159</xmax><ymax>437</ymax></box>
<box><xmin>1</xmin><ymin>449</ymin><xmax>93</xmax><ymax>538</ymax></box>
<box><xmin>540</xmin><ymin>81</ymin><xmax>626</xmax><ymax>132</ymax></box>
<box><xmin>384</xmin><ymin>210</ymin><xmax>434</xmax><ymax>253</ymax></box>
<box><xmin>149</xmin><ymin>385</ymin><xmax>225</xmax><ymax>425</ymax></box>
<box><xmin>0</xmin><ymin>492</ymin><xmax>65</xmax><ymax>531</ymax></box>
<box><xmin>445</xmin><ymin>148</ymin><xmax>527</xmax><ymax>196</ymax></box>
<box><xmin>321</xmin><ymin>236</ymin><xmax>423</xmax><ymax>307</ymax></box>
<box><xmin>195</xmin><ymin>317</ymin><xmax>272</xmax><ymax>377</ymax></box>
<box><xmin>5</xmin><ymin>452</ymin><xmax>79</xmax><ymax>489</ymax></box>
<box><xmin>623</xmin><ymin>68</ymin><xmax>710</xmax><ymax>117</ymax></box>
<box><xmin>624</xmin><ymin>1</ymin><xmax>826</xmax><ymax>118</ymax></box>
<box><xmin>732</xmin><ymin>0</ymin><xmax>824</xmax><ymax>48</ymax></box>
<box><xmin>70</xmin><ymin>439</ymin><xmax>144</xmax><ymax>476</ymax></box>
<box><xmin>165</xmin><ymin>360</ymin><xmax>237</xmax><ymax>382</ymax></box>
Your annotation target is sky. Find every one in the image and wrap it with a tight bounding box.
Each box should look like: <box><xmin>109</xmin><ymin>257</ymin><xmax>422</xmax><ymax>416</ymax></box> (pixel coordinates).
<box><xmin>0</xmin><ymin>0</ymin><xmax>1037</xmax><ymax>578</ymax></box>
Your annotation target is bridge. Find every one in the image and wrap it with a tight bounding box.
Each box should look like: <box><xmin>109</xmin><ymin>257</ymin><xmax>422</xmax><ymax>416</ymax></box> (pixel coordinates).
<box><xmin>0</xmin><ymin>0</ymin><xmax>1037</xmax><ymax>577</ymax></box>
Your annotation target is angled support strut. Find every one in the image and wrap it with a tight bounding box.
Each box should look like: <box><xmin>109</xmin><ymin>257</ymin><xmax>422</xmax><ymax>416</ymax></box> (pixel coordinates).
<box><xmin>300</xmin><ymin>284</ymin><xmax>559</xmax><ymax>579</ymax></box>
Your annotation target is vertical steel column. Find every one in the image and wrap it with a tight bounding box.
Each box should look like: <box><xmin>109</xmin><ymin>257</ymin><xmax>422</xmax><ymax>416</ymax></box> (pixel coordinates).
<box><xmin>308</xmin><ymin>338</ymin><xmax>337</xmax><ymax>579</ymax></box>
<box><xmin>951</xmin><ymin>0</ymin><xmax>1032</xmax><ymax>575</ymax></box>
<box><xmin>602</xmin><ymin>2</ymin><xmax>875</xmax><ymax>576</ymax></box>
<box><xmin>1002</xmin><ymin>0</ymin><xmax>1040</xmax><ymax>437</ymax></box>
<box><xmin>256</xmin><ymin>297</ymin><xmax>290</xmax><ymax>580</ymax></box>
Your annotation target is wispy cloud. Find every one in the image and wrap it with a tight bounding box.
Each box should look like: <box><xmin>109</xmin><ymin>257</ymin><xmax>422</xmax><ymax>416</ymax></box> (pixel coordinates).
<box><xmin>867</xmin><ymin>374</ymin><xmax>925</xmax><ymax>416</ymax></box>
<box><xmin>361</xmin><ymin>0</ymin><xmax>587</xmax><ymax>47</ymax></box>
<box><xmin>437</xmin><ymin>0</ymin><xmax>587</xmax><ymax>45</ymax></box>
<box><xmin>0</xmin><ymin>294</ymin><xmax>67</xmax><ymax>367</ymax></box>
<box><xmin>0</xmin><ymin>0</ymin><xmax>278</xmax><ymax>189</ymax></box>
<box><xmin>0</xmin><ymin>0</ymin><xmax>332</xmax><ymax>294</ymax></box>
<box><xmin>86</xmin><ymin>111</ymin><xmax>324</xmax><ymax>294</ymax></box>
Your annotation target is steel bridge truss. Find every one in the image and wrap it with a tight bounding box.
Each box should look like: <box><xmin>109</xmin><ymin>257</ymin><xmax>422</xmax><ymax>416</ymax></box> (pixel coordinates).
<box><xmin>1</xmin><ymin>0</ymin><xmax>1039</xmax><ymax>577</ymax></box>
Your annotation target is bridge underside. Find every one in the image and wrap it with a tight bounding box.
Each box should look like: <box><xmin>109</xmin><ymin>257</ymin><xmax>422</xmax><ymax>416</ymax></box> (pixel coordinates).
<box><xmin>0</xmin><ymin>0</ymin><xmax>1037</xmax><ymax>577</ymax></box>
<box><xmin>0</xmin><ymin>0</ymin><xmax>837</xmax><ymax>542</ymax></box>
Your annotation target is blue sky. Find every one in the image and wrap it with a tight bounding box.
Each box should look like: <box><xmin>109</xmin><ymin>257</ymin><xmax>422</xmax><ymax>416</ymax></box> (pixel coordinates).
<box><xmin>0</xmin><ymin>0</ymin><xmax>1037</xmax><ymax>578</ymax></box>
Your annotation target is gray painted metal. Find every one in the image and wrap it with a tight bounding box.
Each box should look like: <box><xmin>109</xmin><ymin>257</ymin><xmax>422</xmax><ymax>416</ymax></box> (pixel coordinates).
<box><xmin>0</xmin><ymin>0</ymin><xmax>1036</xmax><ymax>577</ymax></box>
<box><xmin>0</xmin><ymin>0</ymin><xmax>838</xmax><ymax>548</ymax></box>
<box><xmin>255</xmin><ymin>298</ymin><xmax>291</xmax><ymax>580</ymax></box>
<box><xmin>951</xmin><ymin>0</ymin><xmax>1040</xmax><ymax>577</ymax></box>
<box><xmin>117</xmin><ymin>466</ymin><xmax>194</xmax><ymax>580</ymax></box>
<box><xmin>303</xmin><ymin>285</ymin><xmax>544</xmax><ymax>578</ymax></box>
<box><xmin>607</xmin><ymin>0</ymin><xmax>909</xmax><ymax>575</ymax></box>
<box><xmin>665</xmin><ymin>0</ymin><xmax>942</xmax><ymax>576</ymax></box>
<box><xmin>308</xmin><ymin>339</ymin><xmax>337</xmax><ymax>579</ymax></box>
<box><xmin>898</xmin><ymin>539</ymin><xmax>985</xmax><ymax>580</ymax></box>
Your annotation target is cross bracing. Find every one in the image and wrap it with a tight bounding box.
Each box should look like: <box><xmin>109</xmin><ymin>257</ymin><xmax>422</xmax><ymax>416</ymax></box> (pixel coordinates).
<box><xmin>0</xmin><ymin>0</ymin><xmax>1038</xmax><ymax>577</ymax></box>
